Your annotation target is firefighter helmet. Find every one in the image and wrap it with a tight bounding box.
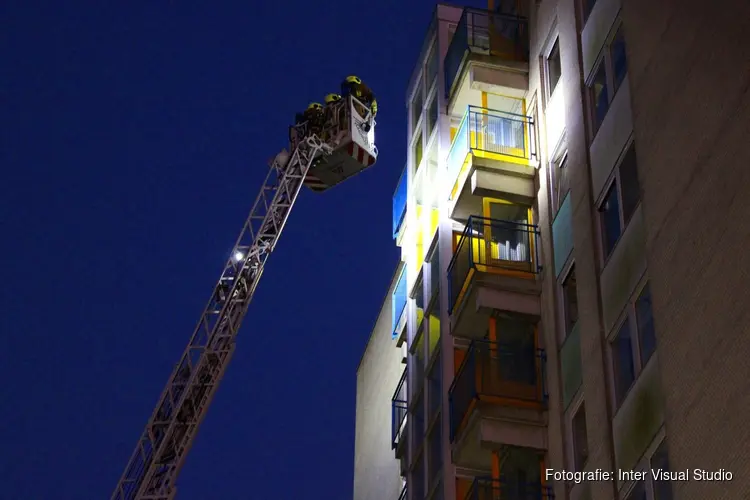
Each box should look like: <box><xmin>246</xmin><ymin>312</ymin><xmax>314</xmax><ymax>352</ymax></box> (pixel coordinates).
<box><xmin>345</xmin><ymin>75</ymin><xmax>362</xmax><ymax>85</ymax></box>
<box><xmin>307</xmin><ymin>102</ymin><xmax>323</xmax><ymax>111</ymax></box>
<box><xmin>325</xmin><ymin>93</ymin><xmax>342</xmax><ymax>104</ymax></box>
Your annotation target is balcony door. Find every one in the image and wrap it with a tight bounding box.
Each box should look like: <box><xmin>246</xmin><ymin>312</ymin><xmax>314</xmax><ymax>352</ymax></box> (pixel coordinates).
<box><xmin>482</xmin><ymin>198</ymin><xmax>533</xmax><ymax>273</ymax></box>
<box><xmin>489</xmin><ymin>316</ymin><xmax>538</xmax><ymax>402</ymax></box>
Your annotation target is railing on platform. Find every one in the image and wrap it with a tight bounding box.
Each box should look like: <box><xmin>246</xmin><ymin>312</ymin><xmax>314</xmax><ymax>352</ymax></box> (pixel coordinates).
<box><xmin>447</xmin><ymin>216</ymin><xmax>540</xmax><ymax>313</ymax></box>
<box><xmin>445</xmin><ymin>8</ymin><xmax>529</xmax><ymax>98</ymax></box>
<box><xmin>449</xmin><ymin>340</ymin><xmax>547</xmax><ymax>441</ymax></box>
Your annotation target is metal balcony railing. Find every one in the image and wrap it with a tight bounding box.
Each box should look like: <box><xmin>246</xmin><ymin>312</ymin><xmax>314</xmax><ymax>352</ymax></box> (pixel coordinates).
<box><xmin>393</xmin><ymin>164</ymin><xmax>408</xmax><ymax>238</ymax></box>
<box><xmin>448</xmin><ymin>216</ymin><xmax>541</xmax><ymax>313</ymax></box>
<box><xmin>391</xmin><ymin>369</ymin><xmax>408</xmax><ymax>450</ymax></box>
<box><xmin>445</xmin><ymin>8</ymin><xmax>529</xmax><ymax>98</ymax></box>
<box><xmin>447</xmin><ymin>106</ymin><xmax>536</xmax><ymax>196</ymax></box>
<box><xmin>465</xmin><ymin>477</ymin><xmax>554</xmax><ymax>500</ymax></box>
<box><xmin>449</xmin><ymin>340</ymin><xmax>547</xmax><ymax>441</ymax></box>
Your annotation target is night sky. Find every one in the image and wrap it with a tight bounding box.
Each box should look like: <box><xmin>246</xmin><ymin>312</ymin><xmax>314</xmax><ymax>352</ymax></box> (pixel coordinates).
<box><xmin>2</xmin><ymin>1</ymin><xmax>482</xmax><ymax>498</ymax></box>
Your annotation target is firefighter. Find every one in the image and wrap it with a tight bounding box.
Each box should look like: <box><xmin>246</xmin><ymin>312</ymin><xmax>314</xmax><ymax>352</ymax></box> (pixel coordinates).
<box><xmin>324</xmin><ymin>93</ymin><xmax>342</xmax><ymax>105</ymax></box>
<box><xmin>303</xmin><ymin>102</ymin><xmax>324</xmax><ymax>134</ymax></box>
<box><xmin>341</xmin><ymin>75</ymin><xmax>377</xmax><ymax>117</ymax></box>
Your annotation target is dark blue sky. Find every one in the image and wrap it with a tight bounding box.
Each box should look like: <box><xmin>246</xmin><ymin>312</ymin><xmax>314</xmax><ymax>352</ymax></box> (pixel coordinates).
<box><xmin>2</xmin><ymin>1</ymin><xmax>480</xmax><ymax>498</ymax></box>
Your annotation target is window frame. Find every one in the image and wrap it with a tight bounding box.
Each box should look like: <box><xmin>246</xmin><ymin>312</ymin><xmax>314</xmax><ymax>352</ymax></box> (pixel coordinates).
<box><xmin>560</xmin><ymin>262</ymin><xmax>579</xmax><ymax>339</ymax></box>
<box><xmin>619</xmin><ymin>429</ymin><xmax>673</xmax><ymax>500</ymax></box>
<box><xmin>565</xmin><ymin>392</ymin><xmax>589</xmax><ymax>478</ymax></box>
<box><xmin>580</xmin><ymin>0</ymin><xmax>598</xmax><ymax>26</ymax></box>
<box><xmin>585</xmin><ymin>18</ymin><xmax>627</xmax><ymax>139</ymax></box>
<box><xmin>596</xmin><ymin>138</ymin><xmax>639</xmax><ymax>264</ymax></box>
<box><xmin>545</xmin><ymin>37</ymin><xmax>562</xmax><ymax>99</ymax></box>
<box><xmin>607</xmin><ymin>277</ymin><xmax>656</xmax><ymax>412</ymax></box>
<box><xmin>548</xmin><ymin>142</ymin><xmax>569</xmax><ymax>217</ymax></box>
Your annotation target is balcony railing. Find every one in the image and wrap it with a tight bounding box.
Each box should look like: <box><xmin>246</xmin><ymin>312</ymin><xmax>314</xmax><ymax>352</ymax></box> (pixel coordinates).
<box><xmin>447</xmin><ymin>106</ymin><xmax>536</xmax><ymax>197</ymax></box>
<box><xmin>391</xmin><ymin>369</ymin><xmax>408</xmax><ymax>450</ymax></box>
<box><xmin>466</xmin><ymin>477</ymin><xmax>554</xmax><ymax>500</ymax></box>
<box><xmin>393</xmin><ymin>164</ymin><xmax>408</xmax><ymax>239</ymax></box>
<box><xmin>392</xmin><ymin>266</ymin><xmax>407</xmax><ymax>338</ymax></box>
<box><xmin>449</xmin><ymin>340</ymin><xmax>547</xmax><ymax>441</ymax></box>
<box><xmin>448</xmin><ymin>216</ymin><xmax>540</xmax><ymax>313</ymax></box>
<box><xmin>445</xmin><ymin>8</ymin><xmax>529</xmax><ymax>98</ymax></box>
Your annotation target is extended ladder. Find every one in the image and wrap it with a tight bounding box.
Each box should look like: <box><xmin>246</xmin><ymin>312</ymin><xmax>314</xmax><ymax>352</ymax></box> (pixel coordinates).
<box><xmin>112</xmin><ymin>134</ymin><xmax>333</xmax><ymax>500</ymax></box>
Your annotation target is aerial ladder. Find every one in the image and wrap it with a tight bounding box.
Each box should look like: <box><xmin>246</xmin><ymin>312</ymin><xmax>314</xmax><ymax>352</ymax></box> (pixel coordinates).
<box><xmin>112</xmin><ymin>89</ymin><xmax>378</xmax><ymax>500</ymax></box>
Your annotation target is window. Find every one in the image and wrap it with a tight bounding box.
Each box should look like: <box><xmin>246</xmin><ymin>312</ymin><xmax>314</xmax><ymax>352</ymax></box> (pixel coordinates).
<box><xmin>546</xmin><ymin>38</ymin><xmax>562</xmax><ymax>96</ymax></box>
<box><xmin>589</xmin><ymin>61</ymin><xmax>608</xmax><ymax>132</ymax></box>
<box><xmin>619</xmin><ymin>143</ymin><xmax>640</xmax><ymax>223</ymax></box>
<box><xmin>572</xmin><ymin>403</ymin><xmax>588</xmax><ymax>471</ymax></box>
<box><xmin>427</xmin><ymin>94</ymin><xmax>438</xmax><ymax>138</ymax></box>
<box><xmin>609</xmin><ymin>281</ymin><xmax>658</xmax><ymax>410</ymax></box>
<box><xmin>581</xmin><ymin>0</ymin><xmax>597</xmax><ymax>24</ymax></box>
<box><xmin>562</xmin><ymin>265</ymin><xmax>579</xmax><ymax>337</ymax></box>
<box><xmin>411</xmin><ymin>80</ymin><xmax>424</xmax><ymax>132</ymax></box>
<box><xmin>635</xmin><ymin>284</ymin><xmax>656</xmax><ymax>366</ymax></box>
<box><xmin>550</xmin><ymin>151</ymin><xmax>569</xmax><ymax>214</ymax></box>
<box><xmin>597</xmin><ymin>142</ymin><xmax>640</xmax><ymax>260</ymax></box>
<box><xmin>611</xmin><ymin>319</ymin><xmax>636</xmax><ymax>407</ymax></box>
<box><xmin>599</xmin><ymin>182</ymin><xmax>621</xmax><ymax>259</ymax></box>
<box><xmin>586</xmin><ymin>22</ymin><xmax>628</xmax><ymax>136</ymax></box>
<box><xmin>626</xmin><ymin>481</ymin><xmax>647</xmax><ymax>500</ymax></box>
<box><xmin>426</xmin><ymin>43</ymin><xmax>439</xmax><ymax>84</ymax></box>
<box><xmin>650</xmin><ymin>439</ymin><xmax>674</xmax><ymax>500</ymax></box>
<box><xmin>610</xmin><ymin>25</ymin><xmax>627</xmax><ymax>93</ymax></box>
<box><xmin>413</xmin><ymin>132</ymin><xmax>424</xmax><ymax>169</ymax></box>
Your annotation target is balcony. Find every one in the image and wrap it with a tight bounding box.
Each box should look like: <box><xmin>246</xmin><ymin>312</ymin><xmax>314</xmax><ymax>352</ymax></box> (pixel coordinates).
<box><xmin>466</xmin><ymin>478</ymin><xmax>554</xmax><ymax>500</ymax></box>
<box><xmin>393</xmin><ymin>164</ymin><xmax>407</xmax><ymax>242</ymax></box>
<box><xmin>449</xmin><ymin>340</ymin><xmax>548</xmax><ymax>469</ymax></box>
<box><xmin>392</xmin><ymin>369</ymin><xmax>408</xmax><ymax>455</ymax></box>
<box><xmin>447</xmin><ymin>107</ymin><xmax>537</xmax><ymax>220</ymax></box>
<box><xmin>445</xmin><ymin>8</ymin><xmax>529</xmax><ymax>102</ymax></box>
<box><xmin>448</xmin><ymin>216</ymin><xmax>542</xmax><ymax>339</ymax></box>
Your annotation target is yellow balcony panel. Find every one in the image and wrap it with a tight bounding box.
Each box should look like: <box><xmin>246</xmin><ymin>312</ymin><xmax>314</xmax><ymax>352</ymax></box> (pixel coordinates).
<box><xmin>449</xmin><ymin>340</ymin><xmax>548</xmax><ymax>470</ymax></box>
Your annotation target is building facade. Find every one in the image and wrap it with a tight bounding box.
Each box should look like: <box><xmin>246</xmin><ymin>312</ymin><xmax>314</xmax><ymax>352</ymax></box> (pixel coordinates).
<box><xmin>354</xmin><ymin>263</ymin><xmax>409</xmax><ymax>500</ymax></box>
<box><xmin>355</xmin><ymin>0</ymin><xmax>750</xmax><ymax>499</ymax></box>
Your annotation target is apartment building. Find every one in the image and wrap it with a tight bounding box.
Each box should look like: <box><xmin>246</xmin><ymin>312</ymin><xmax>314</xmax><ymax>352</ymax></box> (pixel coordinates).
<box><xmin>354</xmin><ymin>0</ymin><xmax>750</xmax><ymax>499</ymax></box>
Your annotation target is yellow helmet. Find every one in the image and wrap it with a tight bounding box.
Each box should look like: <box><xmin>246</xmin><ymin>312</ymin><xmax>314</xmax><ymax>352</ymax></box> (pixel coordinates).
<box><xmin>345</xmin><ymin>75</ymin><xmax>362</xmax><ymax>85</ymax></box>
<box><xmin>307</xmin><ymin>102</ymin><xmax>323</xmax><ymax>111</ymax></box>
<box><xmin>325</xmin><ymin>93</ymin><xmax>342</xmax><ymax>104</ymax></box>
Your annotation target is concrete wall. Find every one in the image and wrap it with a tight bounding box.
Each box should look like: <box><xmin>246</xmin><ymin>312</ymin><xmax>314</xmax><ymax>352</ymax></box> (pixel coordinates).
<box><xmin>353</xmin><ymin>266</ymin><xmax>406</xmax><ymax>500</ymax></box>
<box><xmin>622</xmin><ymin>1</ymin><xmax>750</xmax><ymax>498</ymax></box>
